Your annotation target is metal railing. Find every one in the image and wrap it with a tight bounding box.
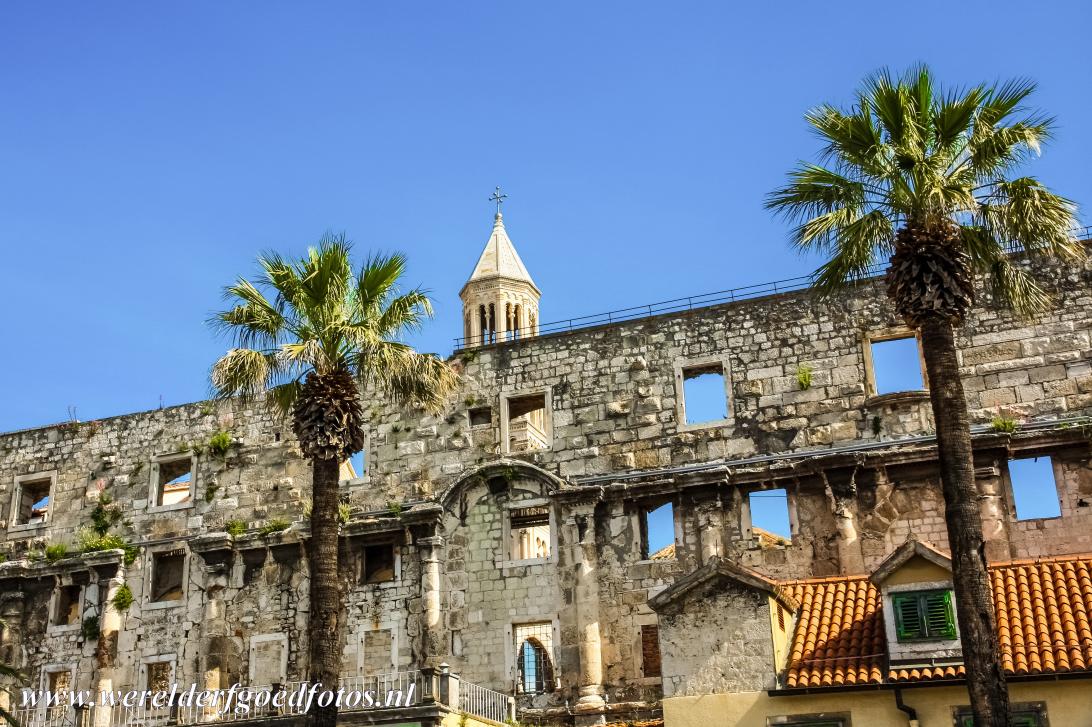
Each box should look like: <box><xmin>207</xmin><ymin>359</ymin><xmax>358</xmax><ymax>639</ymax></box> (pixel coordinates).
<box><xmin>4</xmin><ymin>707</ymin><xmax>92</xmax><ymax>727</ymax></box>
<box><xmin>453</xmin><ymin>225</ymin><xmax>1092</xmax><ymax>350</ymax></box>
<box><xmin>458</xmin><ymin>680</ymin><xmax>514</xmax><ymax>725</ymax></box>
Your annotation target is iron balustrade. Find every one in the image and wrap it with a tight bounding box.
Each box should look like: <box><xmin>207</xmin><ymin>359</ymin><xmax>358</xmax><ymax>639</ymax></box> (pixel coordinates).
<box><xmin>454</xmin><ymin>225</ymin><xmax>1092</xmax><ymax>351</ymax></box>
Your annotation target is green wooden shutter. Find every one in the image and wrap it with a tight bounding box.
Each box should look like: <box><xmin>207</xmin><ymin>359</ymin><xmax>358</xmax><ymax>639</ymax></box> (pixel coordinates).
<box><xmin>893</xmin><ymin>593</ymin><xmax>924</xmax><ymax>640</ymax></box>
<box><xmin>924</xmin><ymin>590</ymin><xmax>956</xmax><ymax>639</ymax></box>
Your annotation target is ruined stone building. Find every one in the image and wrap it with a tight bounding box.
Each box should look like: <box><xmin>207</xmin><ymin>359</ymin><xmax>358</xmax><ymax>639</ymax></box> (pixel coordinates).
<box><xmin>2</xmin><ymin>213</ymin><xmax>1091</xmax><ymax>727</ymax></box>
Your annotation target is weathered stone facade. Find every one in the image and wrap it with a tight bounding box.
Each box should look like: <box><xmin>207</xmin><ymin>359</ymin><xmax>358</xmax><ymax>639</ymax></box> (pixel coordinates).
<box><xmin>2</xmin><ymin>238</ymin><xmax>1091</xmax><ymax>723</ymax></box>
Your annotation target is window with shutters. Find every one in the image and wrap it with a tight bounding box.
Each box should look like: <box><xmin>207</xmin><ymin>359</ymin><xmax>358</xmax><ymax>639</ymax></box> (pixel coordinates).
<box><xmin>892</xmin><ymin>589</ymin><xmax>956</xmax><ymax>641</ymax></box>
<box><xmin>640</xmin><ymin>624</ymin><xmax>661</xmax><ymax>677</ymax></box>
<box><xmin>955</xmin><ymin>702</ymin><xmax>1045</xmax><ymax>726</ymax></box>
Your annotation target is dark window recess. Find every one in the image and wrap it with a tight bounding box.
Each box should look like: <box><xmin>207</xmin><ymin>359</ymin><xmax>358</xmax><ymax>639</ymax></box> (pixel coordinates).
<box><xmin>17</xmin><ymin>477</ymin><xmax>51</xmax><ymax>525</ymax></box>
<box><xmin>893</xmin><ymin>590</ymin><xmax>956</xmax><ymax>641</ymax></box>
<box><xmin>362</xmin><ymin>544</ymin><xmax>396</xmax><ymax>584</ymax></box>
<box><xmin>640</xmin><ymin>624</ymin><xmax>662</xmax><ymax>677</ymax></box>
<box><xmin>778</xmin><ymin>721</ymin><xmax>845</xmax><ymax>727</ymax></box>
<box><xmin>777</xmin><ymin>604</ymin><xmax>786</xmax><ymax>632</ymax></box>
<box><xmin>468</xmin><ymin>407</ymin><xmax>492</xmax><ymax>427</ymax></box>
<box><xmin>54</xmin><ymin>585</ymin><xmax>81</xmax><ymax>626</ymax></box>
<box><xmin>957</xmin><ymin>705</ymin><xmax>1045</xmax><ymax>727</ymax></box>
<box><xmin>151</xmin><ymin>550</ymin><xmax>186</xmax><ymax>602</ymax></box>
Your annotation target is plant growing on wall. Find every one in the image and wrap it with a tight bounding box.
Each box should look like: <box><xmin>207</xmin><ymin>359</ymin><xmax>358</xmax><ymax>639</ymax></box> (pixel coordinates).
<box><xmin>78</xmin><ymin>531</ymin><xmax>139</xmax><ymax>566</ymax></box>
<box><xmin>990</xmin><ymin>416</ymin><xmax>1018</xmax><ymax>434</ymax></box>
<box><xmin>767</xmin><ymin>66</ymin><xmax>1083</xmax><ymax>726</ymax></box>
<box><xmin>111</xmin><ymin>583</ymin><xmax>134</xmax><ymax>612</ymax></box>
<box><xmin>795</xmin><ymin>363</ymin><xmax>814</xmax><ymax>390</ymax></box>
<box><xmin>90</xmin><ymin>494</ymin><xmax>124</xmax><ymax>536</ymax></box>
<box><xmin>225</xmin><ymin>520</ymin><xmax>246</xmax><ymax>537</ymax></box>
<box><xmin>208</xmin><ymin>239</ymin><xmax>456</xmax><ymax>727</ymax></box>
<box><xmin>82</xmin><ymin>615</ymin><xmax>100</xmax><ymax>641</ymax></box>
<box><xmin>44</xmin><ymin>543</ymin><xmax>69</xmax><ymax>563</ymax></box>
<box><xmin>207</xmin><ymin>430</ymin><xmax>233</xmax><ymax>458</ymax></box>
<box><xmin>258</xmin><ymin>518</ymin><xmax>291</xmax><ymax>536</ymax></box>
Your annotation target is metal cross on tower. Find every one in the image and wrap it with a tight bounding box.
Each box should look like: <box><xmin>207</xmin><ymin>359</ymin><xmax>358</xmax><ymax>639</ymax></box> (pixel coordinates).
<box><xmin>489</xmin><ymin>186</ymin><xmax>508</xmax><ymax>214</ymax></box>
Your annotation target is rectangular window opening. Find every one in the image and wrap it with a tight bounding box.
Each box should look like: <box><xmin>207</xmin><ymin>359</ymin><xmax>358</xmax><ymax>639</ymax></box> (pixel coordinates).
<box><xmin>145</xmin><ymin>661</ymin><xmax>172</xmax><ymax>692</ymax></box>
<box><xmin>869</xmin><ymin>335</ymin><xmax>925</xmax><ymax>395</ymax></box>
<box><xmin>151</xmin><ymin>550</ymin><xmax>185</xmax><ymax>603</ymax></box>
<box><xmin>47</xmin><ymin>669</ymin><xmax>71</xmax><ymax>696</ymax></box>
<box><xmin>514</xmin><ymin>622</ymin><xmax>555</xmax><ymax>694</ymax></box>
<box><xmin>16</xmin><ymin>476</ymin><xmax>52</xmax><ymax>526</ymax></box>
<box><xmin>892</xmin><ymin>589</ymin><xmax>956</xmax><ymax>641</ymax></box>
<box><xmin>749</xmin><ymin>488</ymin><xmax>792</xmax><ymax>545</ymax></box>
<box><xmin>468</xmin><ymin>406</ymin><xmax>492</xmax><ymax>428</ymax></box>
<box><xmin>682</xmin><ymin>363</ymin><xmax>728</xmax><ymax>425</ymax></box>
<box><xmin>54</xmin><ymin>585</ymin><xmax>81</xmax><ymax>627</ymax></box>
<box><xmin>345</xmin><ymin>450</ymin><xmax>365</xmax><ymax>479</ymax></box>
<box><xmin>510</xmin><ymin>506</ymin><xmax>551</xmax><ymax>560</ymax></box>
<box><xmin>640</xmin><ymin>501</ymin><xmax>675</xmax><ymax>560</ymax></box>
<box><xmin>156</xmin><ymin>457</ymin><xmax>192</xmax><ymax>506</ymax></box>
<box><xmin>362</xmin><ymin>543</ymin><xmax>396</xmax><ymax>584</ymax></box>
<box><xmin>640</xmin><ymin>624</ymin><xmax>662</xmax><ymax>678</ymax></box>
<box><xmin>506</xmin><ymin>393</ymin><xmax>549</xmax><ymax>453</ymax></box>
<box><xmin>1009</xmin><ymin>456</ymin><xmax>1061</xmax><ymax>520</ymax></box>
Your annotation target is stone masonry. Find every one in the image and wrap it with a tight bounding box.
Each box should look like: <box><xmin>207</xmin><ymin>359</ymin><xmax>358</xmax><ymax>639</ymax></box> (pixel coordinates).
<box><xmin>2</xmin><ymin>224</ymin><xmax>1091</xmax><ymax>722</ymax></box>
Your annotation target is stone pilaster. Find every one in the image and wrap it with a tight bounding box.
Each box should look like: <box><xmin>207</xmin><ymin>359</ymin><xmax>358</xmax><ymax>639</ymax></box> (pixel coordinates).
<box><xmin>419</xmin><ymin>535</ymin><xmax>445</xmax><ymax>662</ymax></box>
<box><xmin>570</xmin><ymin>508</ymin><xmax>605</xmax><ymax>724</ymax></box>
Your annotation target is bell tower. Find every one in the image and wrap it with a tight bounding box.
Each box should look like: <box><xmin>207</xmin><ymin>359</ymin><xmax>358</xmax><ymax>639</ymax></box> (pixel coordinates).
<box><xmin>460</xmin><ymin>188</ymin><xmax>540</xmax><ymax>346</ymax></box>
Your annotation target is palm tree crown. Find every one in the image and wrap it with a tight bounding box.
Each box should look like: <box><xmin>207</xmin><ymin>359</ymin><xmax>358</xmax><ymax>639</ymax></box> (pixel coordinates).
<box><xmin>210</xmin><ymin>234</ymin><xmax>456</xmax><ymax>432</ymax></box>
<box><xmin>766</xmin><ymin>65</ymin><xmax>1083</xmax><ymax>315</ymax></box>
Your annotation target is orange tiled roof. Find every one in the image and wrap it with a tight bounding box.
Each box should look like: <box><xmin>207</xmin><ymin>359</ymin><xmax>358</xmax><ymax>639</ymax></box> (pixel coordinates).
<box><xmin>783</xmin><ymin>554</ymin><xmax>1092</xmax><ymax>689</ymax></box>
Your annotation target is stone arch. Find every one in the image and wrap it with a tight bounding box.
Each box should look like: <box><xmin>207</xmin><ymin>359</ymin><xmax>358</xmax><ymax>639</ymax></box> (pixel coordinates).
<box><xmin>436</xmin><ymin>459</ymin><xmax>566</xmax><ymax>516</ymax></box>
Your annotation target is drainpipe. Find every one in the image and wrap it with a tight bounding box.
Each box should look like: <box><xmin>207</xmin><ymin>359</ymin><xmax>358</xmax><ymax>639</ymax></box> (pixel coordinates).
<box><xmin>894</xmin><ymin>687</ymin><xmax>919</xmax><ymax>727</ymax></box>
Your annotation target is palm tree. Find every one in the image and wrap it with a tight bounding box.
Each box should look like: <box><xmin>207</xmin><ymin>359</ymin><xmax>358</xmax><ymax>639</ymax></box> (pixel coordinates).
<box><xmin>766</xmin><ymin>66</ymin><xmax>1082</xmax><ymax>727</ymax></box>
<box><xmin>210</xmin><ymin>235</ymin><xmax>457</xmax><ymax>727</ymax></box>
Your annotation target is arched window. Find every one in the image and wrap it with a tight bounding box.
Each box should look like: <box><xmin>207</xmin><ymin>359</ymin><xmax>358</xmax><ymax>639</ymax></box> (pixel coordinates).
<box><xmin>516</xmin><ymin>636</ymin><xmax>554</xmax><ymax>694</ymax></box>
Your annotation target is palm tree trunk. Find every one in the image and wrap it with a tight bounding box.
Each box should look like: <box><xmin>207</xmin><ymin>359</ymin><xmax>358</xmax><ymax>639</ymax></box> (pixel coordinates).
<box><xmin>919</xmin><ymin>317</ymin><xmax>1011</xmax><ymax>727</ymax></box>
<box><xmin>307</xmin><ymin>456</ymin><xmax>342</xmax><ymax>727</ymax></box>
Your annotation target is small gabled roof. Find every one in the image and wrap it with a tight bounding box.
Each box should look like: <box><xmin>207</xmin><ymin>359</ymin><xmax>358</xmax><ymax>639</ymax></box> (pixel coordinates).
<box><xmin>870</xmin><ymin>537</ymin><xmax>952</xmax><ymax>585</ymax></box>
<box><xmin>461</xmin><ymin>212</ymin><xmax>539</xmax><ymax>295</ymax></box>
<box><xmin>647</xmin><ymin>557</ymin><xmax>799</xmax><ymax>612</ymax></box>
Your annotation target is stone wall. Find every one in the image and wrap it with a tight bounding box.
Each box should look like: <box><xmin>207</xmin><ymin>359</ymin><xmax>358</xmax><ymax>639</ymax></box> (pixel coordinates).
<box><xmin>2</xmin><ymin>251</ymin><xmax>1091</xmax><ymax>715</ymax></box>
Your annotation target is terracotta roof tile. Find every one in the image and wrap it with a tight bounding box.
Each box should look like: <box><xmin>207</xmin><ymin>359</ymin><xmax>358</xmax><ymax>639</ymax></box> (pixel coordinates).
<box><xmin>782</xmin><ymin>554</ymin><xmax>1092</xmax><ymax>689</ymax></box>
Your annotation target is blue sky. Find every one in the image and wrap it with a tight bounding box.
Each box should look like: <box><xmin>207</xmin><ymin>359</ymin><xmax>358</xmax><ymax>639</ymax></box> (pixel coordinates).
<box><xmin>1</xmin><ymin>1</ymin><xmax>1090</xmax><ymax>432</ymax></box>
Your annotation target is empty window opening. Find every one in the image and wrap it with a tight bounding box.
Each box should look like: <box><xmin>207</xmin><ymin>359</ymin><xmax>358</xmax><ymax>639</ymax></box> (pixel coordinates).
<box><xmin>150</xmin><ymin>550</ymin><xmax>185</xmax><ymax>602</ymax></box>
<box><xmin>54</xmin><ymin>585</ymin><xmax>81</xmax><ymax>627</ymax></box>
<box><xmin>362</xmin><ymin>629</ymin><xmax>394</xmax><ymax>675</ymax></box>
<box><xmin>514</xmin><ymin>622</ymin><xmax>554</xmax><ymax>694</ymax></box>
<box><xmin>362</xmin><ymin>543</ymin><xmax>396</xmax><ymax>584</ymax></box>
<box><xmin>640</xmin><ymin>502</ymin><xmax>675</xmax><ymax>560</ymax></box>
<box><xmin>145</xmin><ymin>661</ymin><xmax>172</xmax><ymax>692</ymax></box>
<box><xmin>869</xmin><ymin>336</ymin><xmax>925</xmax><ymax>395</ymax></box>
<box><xmin>506</xmin><ymin>393</ymin><xmax>549</xmax><ymax>453</ymax></box>
<box><xmin>16</xmin><ymin>476</ymin><xmax>52</xmax><ymax>526</ymax></box>
<box><xmin>892</xmin><ymin>589</ymin><xmax>956</xmax><ymax>642</ymax></box>
<box><xmin>468</xmin><ymin>406</ymin><xmax>492</xmax><ymax>427</ymax></box>
<box><xmin>347</xmin><ymin>451</ymin><xmax>365</xmax><ymax>478</ymax></box>
<box><xmin>510</xmin><ymin>506</ymin><xmax>551</xmax><ymax>560</ymax></box>
<box><xmin>156</xmin><ymin>457</ymin><xmax>192</xmax><ymax>506</ymax></box>
<box><xmin>640</xmin><ymin>624</ymin><xmax>662</xmax><ymax>678</ymax></box>
<box><xmin>749</xmin><ymin>488</ymin><xmax>791</xmax><ymax>544</ymax></box>
<box><xmin>1009</xmin><ymin>456</ymin><xmax>1061</xmax><ymax>520</ymax></box>
<box><xmin>682</xmin><ymin>363</ymin><xmax>728</xmax><ymax>425</ymax></box>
